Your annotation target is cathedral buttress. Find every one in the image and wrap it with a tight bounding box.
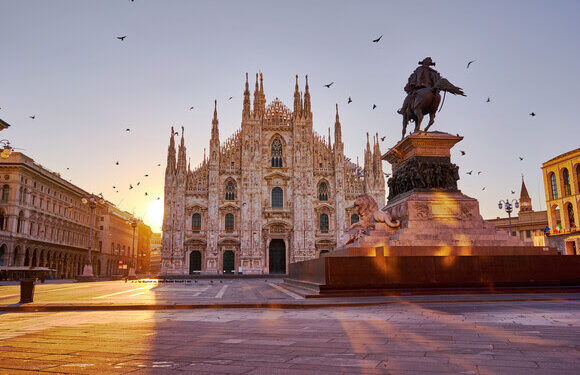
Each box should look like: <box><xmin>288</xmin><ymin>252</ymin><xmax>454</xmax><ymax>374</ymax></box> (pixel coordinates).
<box><xmin>333</xmin><ymin>104</ymin><xmax>346</xmax><ymax>243</ymax></box>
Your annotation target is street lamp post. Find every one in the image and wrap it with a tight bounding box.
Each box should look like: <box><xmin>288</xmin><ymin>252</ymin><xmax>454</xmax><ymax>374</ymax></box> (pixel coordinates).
<box><xmin>126</xmin><ymin>217</ymin><xmax>141</xmax><ymax>279</ymax></box>
<box><xmin>81</xmin><ymin>194</ymin><xmax>105</xmax><ymax>278</ymax></box>
<box><xmin>498</xmin><ymin>198</ymin><xmax>520</xmax><ymax>236</ymax></box>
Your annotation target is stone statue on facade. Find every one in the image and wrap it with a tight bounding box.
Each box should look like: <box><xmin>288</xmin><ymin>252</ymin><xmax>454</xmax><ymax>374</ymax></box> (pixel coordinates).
<box><xmin>398</xmin><ymin>57</ymin><xmax>466</xmax><ymax>139</ymax></box>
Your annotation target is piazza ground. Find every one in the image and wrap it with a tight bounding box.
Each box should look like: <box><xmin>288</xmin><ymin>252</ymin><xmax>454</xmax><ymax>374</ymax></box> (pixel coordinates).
<box><xmin>0</xmin><ymin>280</ymin><xmax>579</xmax><ymax>374</ymax></box>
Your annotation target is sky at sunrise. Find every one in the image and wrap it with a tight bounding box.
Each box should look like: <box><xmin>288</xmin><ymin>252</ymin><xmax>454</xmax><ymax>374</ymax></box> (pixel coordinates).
<box><xmin>1</xmin><ymin>0</ymin><xmax>579</xmax><ymax>232</ymax></box>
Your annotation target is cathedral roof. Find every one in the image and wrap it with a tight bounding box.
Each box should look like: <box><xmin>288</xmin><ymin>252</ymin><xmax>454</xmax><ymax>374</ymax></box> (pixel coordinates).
<box><xmin>264</xmin><ymin>98</ymin><xmax>291</xmax><ymax>123</ymax></box>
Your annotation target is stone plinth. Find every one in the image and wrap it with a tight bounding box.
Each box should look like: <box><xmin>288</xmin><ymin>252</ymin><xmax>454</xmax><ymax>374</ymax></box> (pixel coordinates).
<box><xmin>382</xmin><ymin>131</ymin><xmax>462</xmax><ymax>169</ymax></box>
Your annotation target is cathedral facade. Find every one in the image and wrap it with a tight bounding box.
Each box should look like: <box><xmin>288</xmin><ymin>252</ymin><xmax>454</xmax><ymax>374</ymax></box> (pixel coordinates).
<box><xmin>161</xmin><ymin>74</ymin><xmax>385</xmax><ymax>275</ymax></box>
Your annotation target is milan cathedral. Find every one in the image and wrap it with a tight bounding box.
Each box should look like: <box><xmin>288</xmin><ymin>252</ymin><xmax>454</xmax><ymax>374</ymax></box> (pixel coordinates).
<box><xmin>161</xmin><ymin>73</ymin><xmax>385</xmax><ymax>275</ymax></box>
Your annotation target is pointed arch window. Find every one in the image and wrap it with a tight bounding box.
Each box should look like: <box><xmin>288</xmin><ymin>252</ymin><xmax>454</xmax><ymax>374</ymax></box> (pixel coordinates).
<box><xmin>350</xmin><ymin>214</ymin><xmax>359</xmax><ymax>225</ymax></box>
<box><xmin>550</xmin><ymin>173</ymin><xmax>558</xmax><ymax>200</ymax></box>
<box><xmin>1</xmin><ymin>185</ymin><xmax>9</xmax><ymax>202</ymax></box>
<box><xmin>563</xmin><ymin>168</ymin><xmax>571</xmax><ymax>196</ymax></box>
<box><xmin>318</xmin><ymin>181</ymin><xmax>329</xmax><ymax>201</ymax></box>
<box><xmin>225</xmin><ymin>180</ymin><xmax>235</xmax><ymax>201</ymax></box>
<box><xmin>271</xmin><ymin>138</ymin><xmax>283</xmax><ymax>168</ymax></box>
<box><xmin>320</xmin><ymin>213</ymin><xmax>329</xmax><ymax>233</ymax></box>
<box><xmin>567</xmin><ymin>203</ymin><xmax>575</xmax><ymax>229</ymax></box>
<box><xmin>225</xmin><ymin>213</ymin><xmax>234</xmax><ymax>232</ymax></box>
<box><xmin>192</xmin><ymin>213</ymin><xmax>202</xmax><ymax>231</ymax></box>
<box><xmin>271</xmin><ymin>187</ymin><xmax>283</xmax><ymax>208</ymax></box>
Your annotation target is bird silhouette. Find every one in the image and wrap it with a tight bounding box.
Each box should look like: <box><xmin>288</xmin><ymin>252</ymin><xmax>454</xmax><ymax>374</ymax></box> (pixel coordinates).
<box><xmin>477</xmin><ymin>171</ymin><xmax>482</xmax><ymax>175</ymax></box>
<box><xmin>189</xmin><ymin>106</ymin><xmax>194</xmax><ymax>110</ymax></box>
<box><xmin>372</xmin><ymin>104</ymin><xmax>377</xmax><ymax>110</ymax></box>
<box><xmin>347</xmin><ymin>97</ymin><xmax>352</xmax><ymax>104</ymax></box>
<box><xmin>323</xmin><ymin>82</ymin><xmax>334</xmax><ymax>88</ymax></box>
<box><xmin>157</xmin><ymin>163</ymin><xmax>161</xmax><ymax>167</ymax></box>
<box><xmin>125</xmin><ymin>128</ymin><xmax>130</xmax><ymax>132</ymax></box>
<box><xmin>466</xmin><ymin>171</ymin><xmax>473</xmax><ymax>175</ymax></box>
<box><xmin>157</xmin><ymin>197</ymin><xmax>160</xmax><ymax>200</ymax></box>
<box><xmin>117</xmin><ymin>36</ymin><xmax>126</xmax><ymax>41</ymax></box>
<box><xmin>486</xmin><ymin>97</ymin><xmax>491</xmax><ymax>103</ymax></box>
<box><xmin>380</xmin><ymin>136</ymin><xmax>386</xmax><ymax>141</ymax></box>
<box><xmin>460</xmin><ymin>151</ymin><xmax>466</xmax><ymax>156</ymax></box>
<box><xmin>511</xmin><ymin>190</ymin><xmax>515</xmax><ymax>194</ymax></box>
<box><xmin>144</xmin><ymin>174</ymin><xmax>149</xmax><ymax>177</ymax></box>
<box><xmin>383</xmin><ymin>172</ymin><xmax>391</xmax><ymax>177</ymax></box>
<box><xmin>467</xmin><ymin>60</ymin><xmax>476</xmax><ymax>69</ymax></box>
<box><xmin>66</xmin><ymin>167</ymin><xmax>70</xmax><ymax>170</ymax></box>
<box><xmin>129</xmin><ymin>184</ymin><xmax>133</xmax><ymax>189</ymax></box>
<box><xmin>137</xmin><ymin>182</ymin><xmax>140</xmax><ymax>186</ymax></box>
<box><xmin>372</xmin><ymin>34</ymin><xmax>383</xmax><ymax>43</ymax></box>
<box><xmin>29</xmin><ymin>115</ymin><xmax>35</xmax><ymax>120</ymax></box>
<box><xmin>529</xmin><ymin>112</ymin><xmax>536</xmax><ymax>117</ymax></box>
<box><xmin>145</xmin><ymin>192</ymin><xmax>148</xmax><ymax>196</ymax></box>
<box><xmin>482</xmin><ymin>187</ymin><xmax>486</xmax><ymax>190</ymax></box>
<box><xmin>228</xmin><ymin>96</ymin><xmax>233</xmax><ymax>100</ymax></box>
<box><xmin>113</xmin><ymin>186</ymin><xmax>116</xmax><ymax>189</ymax></box>
<box><xmin>174</xmin><ymin>132</ymin><xmax>179</xmax><ymax>136</ymax></box>
<box><xmin>519</xmin><ymin>156</ymin><xmax>524</xmax><ymax>161</ymax></box>
<box><xmin>115</xmin><ymin>161</ymin><xmax>119</xmax><ymax>165</ymax></box>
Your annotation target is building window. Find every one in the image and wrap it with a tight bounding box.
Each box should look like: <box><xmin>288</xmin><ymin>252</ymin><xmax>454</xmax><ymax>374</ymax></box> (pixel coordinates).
<box><xmin>225</xmin><ymin>213</ymin><xmax>234</xmax><ymax>232</ymax></box>
<box><xmin>549</xmin><ymin>173</ymin><xmax>558</xmax><ymax>200</ymax></box>
<box><xmin>271</xmin><ymin>138</ymin><xmax>283</xmax><ymax>167</ymax></box>
<box><xmin>318</xmin><ymin>181</ymin><xmax>329</xmax><ymax>201</ymax></box>
<box><xmin>320</xmin><ymin>213</ymin><xmax>329</xmax><ymax>233</ymax></box>
<box><xmin>0</xmin><ymin>209</ymin><xmax>5</xmax><ymax>231</ymax></box>
<box><xmin>526</xmin><ymin>230</ymin><xmax>531</xmax><ymax>238</ymax></box>
<box><xmin>17</xmin><ymin>211</ymin><xmax>24</xmax><ymax>233</ymax></box>
<box><xmin>350</xmin><ymin>214</ymin><xmax>359</xmax><ymax>224</ymax></box>
<box><xmin>1</xmin><ymin>185</ymin><xmax>8</xmax><ymax>202</ymax></box>
<box><xmin>271</xmin><ymin>187</ymin><xmax>283</xmax><ymax>208</ymax></box>
<box><xmin>192</xmin><ymin>213</ymin><xmax>201</xmax><ymax>231</ymax></box>
<box><xmin>567</xmin><ymin>203</ymin><xmax>576</xmax><ymax>230</ymax></box>
<box><xmin>225</xmin><ymin>180</ymin><xmax>235</xmax><ymax>201</ymax></box>
<box><xmin>562</xmin><ymin>168</ymin><xmax>571</xmax><ymax>196</ymax></box>
<box><xmin>577</xmin><ymin>164</ymin><xmax>580</xmax><ymax>193</ymax></box>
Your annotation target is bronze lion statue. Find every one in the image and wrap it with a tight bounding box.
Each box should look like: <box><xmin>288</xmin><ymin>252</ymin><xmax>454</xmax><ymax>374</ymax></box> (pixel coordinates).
<box><xmin>341</xmin><ymin>194</ymin><xmax>401</xmax><ymax>246</ymax></box>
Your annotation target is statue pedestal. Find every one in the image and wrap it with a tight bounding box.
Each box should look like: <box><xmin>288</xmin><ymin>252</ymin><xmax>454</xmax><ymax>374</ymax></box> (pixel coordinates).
<box><xmin>285</xmin><ymin>131</ymin><xmax>573</xmax><ymax>293</ymax></box>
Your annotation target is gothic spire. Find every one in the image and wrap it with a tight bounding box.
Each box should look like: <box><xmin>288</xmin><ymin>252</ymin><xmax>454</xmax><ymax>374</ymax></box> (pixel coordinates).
<box><xmin>293</xmin><ymin>74</ymin><xmax>302</xmax><ymax>117</ymax></box>
<box><xmin>303</xmin><ymin>75</ymin><xmax>311</xmax><ymax>117</ymax></box>
<box><xmin>166</xmin><ymin>126</ymin><xmax>176</xmax><ymax>173</ymax></box>
<box><xmin>334</xmin><ymin>104</ymin><xmax>342</xmax><ymax>145</ymax></box>
<box><xmin>177</xmin><ymin>126</ymin><xmax>187</xmax><ymax>173</ymax></box>
<box><xmin>253</xmin><ymin>73</ymin><xmax>260</xmax><ymax>117</ymax></box>
<box><xmin>243</xmin><ymin>72</ymin><xmax>251</xmax><ymax>117</ymax></box>
<box><xmin>259</xmin><ymin>72</ymin><xmax>266</xmax><ymax>114</ymax></box>
<box><xmin>328</xmin><ymin>127</ymin><xmax>332</xmax><ymax>150</ymax></box>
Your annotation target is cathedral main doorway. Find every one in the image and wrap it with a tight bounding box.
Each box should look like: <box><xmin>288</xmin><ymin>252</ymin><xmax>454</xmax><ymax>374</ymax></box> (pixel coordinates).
<box><xmin>223</xmin><ymin>250</ymin><xmax>235</xmax><ymax>274</ymax></box>
<box><xmin>268</xmin><ymin>239</ymin><xmax>286</xmax><ymax>274</ymax></box>
<box><xmin>189</xmin><ymin>251</ymin><xmax>201</xmax><ymax>274</ymax></box>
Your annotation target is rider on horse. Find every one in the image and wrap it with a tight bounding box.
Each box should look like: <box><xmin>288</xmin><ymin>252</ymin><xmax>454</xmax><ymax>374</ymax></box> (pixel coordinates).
<box><xmin>397</xmin><ymin>57</ymin><xmax>442</xmax><ymax>116</ymax></box>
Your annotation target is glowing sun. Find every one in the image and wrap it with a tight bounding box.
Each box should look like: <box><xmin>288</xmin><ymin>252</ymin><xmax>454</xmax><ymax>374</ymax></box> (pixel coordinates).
<box><xmin>145</xmin><ymin>199</ymin><xmax>164</xmax><ymax>232</ymax></box>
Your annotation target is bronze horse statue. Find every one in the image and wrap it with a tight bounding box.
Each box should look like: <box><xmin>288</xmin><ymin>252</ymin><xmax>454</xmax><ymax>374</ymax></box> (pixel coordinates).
<box><xmin>401</xmin><ymin>78</ymin><xmax>465</xmax><ymax>139</ymax></box>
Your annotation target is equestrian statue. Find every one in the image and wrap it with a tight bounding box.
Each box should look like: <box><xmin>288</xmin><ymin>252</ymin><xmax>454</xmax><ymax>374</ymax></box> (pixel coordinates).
<box><xmin>398</xmin><ymin>57</ymin><xmax>466</xmax><ymax>139</ymax></box>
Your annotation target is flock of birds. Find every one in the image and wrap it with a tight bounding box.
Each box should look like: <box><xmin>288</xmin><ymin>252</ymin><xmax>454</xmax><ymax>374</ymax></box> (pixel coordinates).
<box><xmin>2</xmin><ymin>27</ymin><xmax>537</xmax><ymax>207</ymax></box>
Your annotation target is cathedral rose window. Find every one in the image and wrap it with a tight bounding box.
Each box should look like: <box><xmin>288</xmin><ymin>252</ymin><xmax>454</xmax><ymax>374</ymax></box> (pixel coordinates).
<box><xmin>271</xmin><ymin>138</ymin><xmax>283</xmax><ymax>168</ymax></box>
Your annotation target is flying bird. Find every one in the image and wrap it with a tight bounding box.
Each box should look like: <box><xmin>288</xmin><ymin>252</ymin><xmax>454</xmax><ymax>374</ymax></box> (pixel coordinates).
<box><xmin>466</xmin><ymin>171</ymin><xmax>473</xmax><ymax>175</ymax></box>
<box><xmin>157</xmin><ymin>197</ymin><xmax>160</xmax><ymax>200</ymax></box>
<box><xmin>372</xmin><ymin>34</ymin><xmax>383</xmax><ymax>43</ymax></box>
<box><xmin>29</xmin><ymin>115</ymin><xmax>35</xmax><ymax>120</ymax></box>
<box><xmin>157</xmin><ymin>163</ymin><xmax>161</xmax><ymax>166</ymax></box>
<box><xmin>511</xmin><ymin>190</ymin><xmax>515</xmax><ymax>194</ymax></box>
<box><xmin>486</xmin><ymin>97</ymin><xmax>490</xmax><ymax>103</ymax></box>
<box><xmin>115</xmin><ymin>161</ymin><xmax>119</xmax><ymax>165</ymax></box>
<box><xmin>477</xmin><ymin>171</ymin><xmax>482</xmax><ymax>175</ymax></box>
<box><xmin>466</xmin><ymin>60</ymin><xmax>476</xmax><ymax>69</ymax></box>
<box><xmin>383</xmin><ymin>172</ymin><xmax>391</xmax><ymax>177</ymax></box>
<box><xmin>144</xmin><ymin>174</ymin><xmax>149</xmax><ymax>177</ymax></box>
<box><xmin>129</xmin><ymin>184</ymin><xmax>133</xmax><ymax>190</ymax></box>
<box><xmin>519</xmin><ymin>156</ymin><xmax>524</xmax><ymax>161</ymax></box>
<box><xmin>145</xmin><ymin>192</ymin><xmax>148</xmax><ymax>196</ymax></box>
<box><xmin>482</xmin><ymin>187</ymin><xmax>486</xmax><ymax>190</ymax></box>
<box><xmin>113</xmin><ymin>186</ymin><xmax>116</xmax><ymax>189</ymax></box>
<box><xmin>66</xmin><ymin>167</ymin><xmax>70</xmax><ymax>170</ymax></box>
<box><xmin>347</xmin><ymin>97</ymin><xmax>352</xmax><ymax>104</ymax></box>
<box><xmin>372</xmin><ymin>104</ymin><xmax>377</xmax><ymax>110</ymax></box>
<box><xmin>460</xmin><ymin>150</ymin><xmax>466</xmax><ymax>156</ymax></box>
<box><xmin>228</xmin><ymin>96</ymin><xmax>233</xmax><ymax>100</ymax></box>
<box><xmin>125</xmin><ymin>128</ymin><xmax>130</xmax><ymax>132</ymax></box>
<box><xmin>529</xmin><ymin>112</ymin><xmax>536</xmax><ymax>117</ymax></box>
<box><xmin>117</xmin><ymin>36</ymin><xmax>126</xmax><ymax>41</ymax></box>
<box><xmin>174</xmin><ymin>131</ymin><xmax>179</xmax><ymax>136</ymax></box>
<box><xmin>323</xmin><ymin>82</ymin><xmax>334</xmax><ymax>88</ymax></box>
<box><xmin>380</xmin><ymin>136</ymin><xmax>386</xmax><ymax>142</ymax></box>
<box><xmin>189</xmin><ymin>106</ymin><xmax>194</xmax><ymax>110</ymax></box>
<box><xmin>137</xmin><ymin>182</ymin><xmax>140</xmax><ymax>186</ymax></box>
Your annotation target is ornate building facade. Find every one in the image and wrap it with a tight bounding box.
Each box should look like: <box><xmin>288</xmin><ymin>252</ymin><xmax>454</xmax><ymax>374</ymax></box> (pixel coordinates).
<box><xmin>162</xmin><ymin>74</ymin><xmax>385</xmax><ymax>275</ymax></box>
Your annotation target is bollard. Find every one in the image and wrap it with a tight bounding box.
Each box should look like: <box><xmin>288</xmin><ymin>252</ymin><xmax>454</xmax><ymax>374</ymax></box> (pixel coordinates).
<box><xmin>19</xmin><ymin>278</ymin><xmax>35</xmax><ymax>303</ymax></box>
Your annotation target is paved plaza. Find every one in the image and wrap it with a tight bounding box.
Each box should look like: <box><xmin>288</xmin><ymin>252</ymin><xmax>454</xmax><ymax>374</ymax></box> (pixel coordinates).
<box><xmin>0</xmin><ymin>280</ymin><xmax>579</xmax><ymax>374</ymax></box>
